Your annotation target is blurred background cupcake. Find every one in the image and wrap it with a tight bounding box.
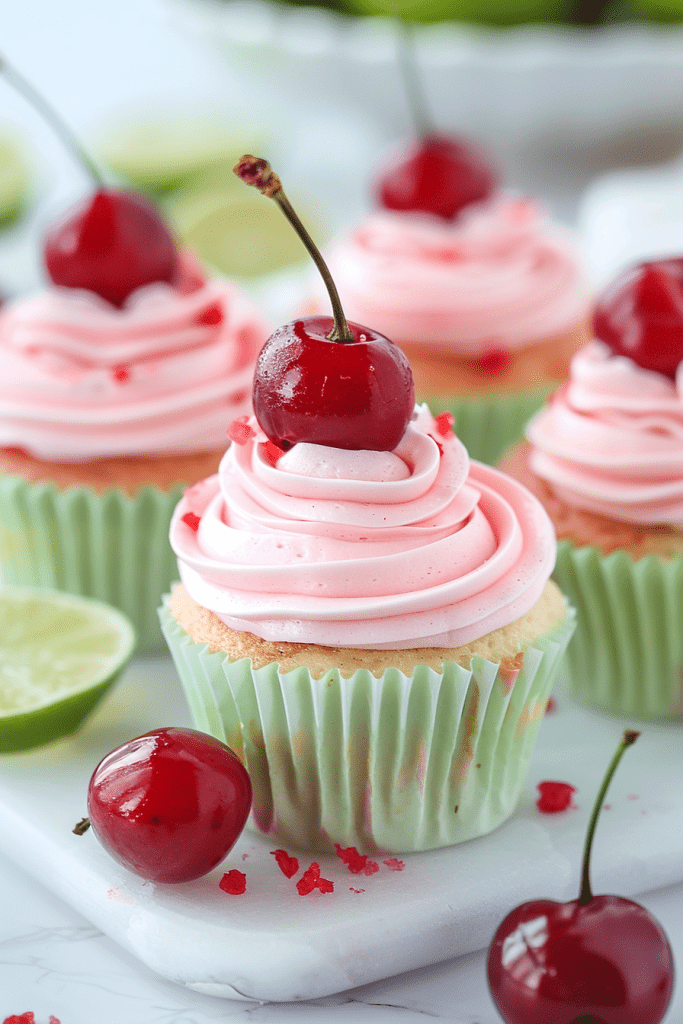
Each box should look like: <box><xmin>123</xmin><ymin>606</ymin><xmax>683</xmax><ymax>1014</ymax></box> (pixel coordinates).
<box><xmin>501</xmin><ymin>256</ymin><xmax>683</xmax><ymax>720</ymax></box>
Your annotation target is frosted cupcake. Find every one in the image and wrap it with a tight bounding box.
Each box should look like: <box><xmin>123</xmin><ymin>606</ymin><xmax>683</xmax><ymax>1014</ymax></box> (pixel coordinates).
<box><xmin>159</xmin><ymin>156</ymin><xmax>575</xmax><ymax>854</ymax></box>
<box><xmin>501</xmin><ymin>257</ymin><xmax>683</xmax><ymax>720</ymax></box>
<box><xmin>0</xmin><ymin>247</ymin><xmax>269</xmax><ymax>653</ymax></box>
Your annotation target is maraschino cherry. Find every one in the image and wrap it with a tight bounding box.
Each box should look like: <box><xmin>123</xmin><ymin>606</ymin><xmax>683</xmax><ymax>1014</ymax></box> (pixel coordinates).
<box><xmin>594</xmin><ymin>257</ymin><xmax>683</xmax><ymax>380</ymax></box>
<box><xmin>487</xmin><ymin>730</ymin><xmax>674</xmax><ymax>1024</ymax></box>
<box><xmin>234</xmin><ymin>155</ymin><xmax>414</xmax><ymax>452</ymax></box>
<box><xmin>0</xmin><ymin>55</ymin><xmax>178</xmax><ymax>306</ymax></box>
<box><xmin>375</xmin><ymin>21</ymin><xmax>497</xmax><ymax>220</ymax></box>
<box><xmin>75</xmin><ymin>728</ymin><xmax>252</xmax><ymax>884</ymax></box>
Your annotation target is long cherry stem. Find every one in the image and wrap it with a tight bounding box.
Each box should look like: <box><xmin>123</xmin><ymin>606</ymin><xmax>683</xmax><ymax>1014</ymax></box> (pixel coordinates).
<box><xmin>578</xmin><ymin>729</ymin><xmax>640</xmax><ymax>905</ymax></box>
<box><xmin>233</xmin><ymin>155</ymin><xmax>354</xmax><ymax>343</ymax></box>
<box><xmin>396</xmin><ymin>19</ymin><xmax>437</xmax><ymax>140</ymax></box>
<box><xmin>0</xmin><ymin>54</ymin><xmax>104</xmax><ymax>189</ymax></box>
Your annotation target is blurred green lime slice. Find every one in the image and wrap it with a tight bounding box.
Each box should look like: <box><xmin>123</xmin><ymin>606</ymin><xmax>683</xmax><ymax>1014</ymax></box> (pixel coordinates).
<box><xmin>0</xmin><ymin>132</ymin><xmax>30</xmax><ymax>228</ymax></box>
<box><xmin>0</xmin><ymin>588</ymin><xmax>136</xmax><ymax>753</ymax></box>
<box><xmin>164</xmin><ymin>186</ymin><xmax>326</xmax><ymax>279</ymax></box>
<box><xmin>95</xmin><ymin>115</ymin><xmax>267</xmax><ymax>194</ymax></box>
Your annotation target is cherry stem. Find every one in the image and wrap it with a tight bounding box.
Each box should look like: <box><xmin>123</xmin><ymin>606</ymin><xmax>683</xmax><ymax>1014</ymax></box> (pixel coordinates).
<box><xmin>396</xmin><ymin>19</ymin><xmax>437</xmax><ymax>141</ymax></box>
<box><xmin>578</xmin><ymin>729</ymin><xmax>640</xmax><ymax>905</ymax></box>
<box><xmin>233</xmin><ymin>155</ymin><xmax>354</xmax><ymax>344</ymax></box>
<box><xmin>0</xmin><ymin>54</ymin><xmax>104</xmax><ymax>190</ymax></box>
<box><xmin>72</xmin><ymin>817</ymin><xmax>91</xmax><ymax>836</ymax></box>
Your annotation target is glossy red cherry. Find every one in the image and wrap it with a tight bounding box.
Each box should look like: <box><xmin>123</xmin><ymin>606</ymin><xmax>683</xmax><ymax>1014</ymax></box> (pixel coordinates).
<box><xmin>376</xmin><ymin>135</ymin><xmax>497</xmax><ymax>220</ymax></box>
<box><xmin>253</xmin><ymin>316</ymin><xmax>414</xmax><ymax>451</ymax></box>
<box><xmin>82</xmin><ymin>727</ymin><xmax>252</xmax><ymax>883</ymax></box>
<box><xmin>44</xmin><ymin>188</ymin><xmax>179</xmax><ymax>307</ymax></box>
<box><xmin>487</xmin><ymin>731</ymin><xmax>674</xmax><ymax>1024</ymax></box>
<box><xmin>234</xmin><ymin>155</ymin><xmax>415</xmax><ymax>452</ymax></box>
<box><xmin>594</xmin><ymin>258</ymin><xmax>683</xmax><ymax>380</ymax></box>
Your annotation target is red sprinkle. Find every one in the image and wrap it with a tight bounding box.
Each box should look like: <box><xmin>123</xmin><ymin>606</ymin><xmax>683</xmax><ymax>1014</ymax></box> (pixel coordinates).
<box><xmin>271</xmin><ymin>848</ymin><xmax>299</xmax><ymax>879</ymax></box>
<box><xmin>335</xmin><ymin>843</ymin><xmax>379</xmax><ymax>876</ymax></box>
<box><xmin>296</xmin><ymin>862</ymin><xmax>334</xmax><ymax>895</ymax></box>
<box><xmin>472</xmin><ymin>348</ymin><xmax>511</xmax><ymax>376</ymax></box>
<box><xmin>112</xmin><ymin>364</ymin><xmax>130</xmax><ymax>383</ymax></box>
<box><xmin>219</xmin><ymin>869</ymin><xmax>246</xmax><ymax>895</ymax></box>
<box><xmin>227</xmin><ymin>416</ymin><xmax>255</xmax><ymax>445</ymax></box>
<box><xmin>259</xmin><ymin>440</ymin><xmax>285</xmax><ymax>468</ymax></box>
<box><xmin>435</xmin><ymin>411</ymin><xmax>455</xmax><ymax>437</ymax></box>
<box><xmin>349</xmin><ymin>887</ymin><xmax>366</xmax><ymax>893</ymax></box>
<box><xmin>545</xmin><ymin>696</ymin><xmax>557</xmax><ymax>714</ymax></box>
<box><xmin>536</xmin><ymin>780</ymin><xmax>576</xmax><ymax>814</ymax></box>
<box><xmin>383</xmin><ymin>858</ymin><xmax>405</xmax><ymax>872</ymax></box>
<box><xmin>197</xmin><ymin>301</ymin><xmax>223</xmax><ymax>326</ymax></box>
<box><xmin>181</xmin><ymin>511</ymin><xmax>201</xmax><ymax>532</ymax></box>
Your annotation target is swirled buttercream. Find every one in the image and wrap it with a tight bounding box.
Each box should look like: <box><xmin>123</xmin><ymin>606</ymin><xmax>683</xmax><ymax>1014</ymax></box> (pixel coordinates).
<box><xmin>324</xmin><ymin>196</ymin><xmax>587</xmax><ymax>355</ymax></box>
<box><xmin>527</xmin><ymin>340</ymin><xmax>683</xmax><ymax>527</ymax></box>
<box><xmin>170</xmin><ymin>405</ymin><xmax>556</xmax><ymax>648</ymax></box>
<box><xmin>0</xmin><ymin>255</ymin><xmax>270</xmax><ymax>460</ymax></box>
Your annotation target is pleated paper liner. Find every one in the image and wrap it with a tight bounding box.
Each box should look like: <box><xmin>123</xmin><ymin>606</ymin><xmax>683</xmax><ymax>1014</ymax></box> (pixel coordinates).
<box><xmin>0</xmin><ymin>473</ymin><xmax>185</xmax><ymax>655</ymax></box>
<box><xmin>553</xmin><ymin>540</ymin><xmax>683</xmax><ymax>721</ymax></box>
<box><xmin>420</xmin><ymin>385</ymin><xmax>554</xmax><ymax>467</ymax></box>
<box><xmin>159</xmin><ymin>600</ymin><xmax>575</xmax><ymax>854</ymax></box>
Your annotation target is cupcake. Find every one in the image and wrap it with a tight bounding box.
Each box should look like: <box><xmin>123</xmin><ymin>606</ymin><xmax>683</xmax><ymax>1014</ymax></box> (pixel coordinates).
<box><xmin>0</xmin><ymin>242</ymin><xmax>269</xmax><ymax>654</ymax></box>
<box><xmin>501</xmin><ymin>257</ymin><xmax>683</xmax><ymax>720</ymax></box>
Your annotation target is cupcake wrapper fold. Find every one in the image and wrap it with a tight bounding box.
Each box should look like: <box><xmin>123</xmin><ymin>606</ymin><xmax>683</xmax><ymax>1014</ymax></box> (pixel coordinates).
<box><xmin>0</xmin><ymin>473</ymin><xmax>185</xmax><ymax>655</ymax></box>
<box><xmin>159</xmin><ymin>599</ymin><xmax>575</xmax><ymax>853</ymax></box>
<box><xmin>553</xmin><ymin>540</ymin><xmax>683</xmax><ymax>721</ymax></box>
<box><xmin>420</xmin><ymin>385</ymin><xmax>554</xmax><ymax>467</ymax></box>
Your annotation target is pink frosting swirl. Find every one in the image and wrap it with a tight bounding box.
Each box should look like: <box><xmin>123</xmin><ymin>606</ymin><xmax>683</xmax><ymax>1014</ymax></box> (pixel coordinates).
<box><xmin>527</xmin><ymin>340</ymin><xmax>683</xmax><ymax>527</ymax></box>
<box><xmin>170</xmin><ymin>406</ymin><xmax>556</xmax><ymax>649</ymax></box>
<box><xmin>0</xmin><ymin>255</ymin><xmax>270</xmax><ymax>460</ymax></box>
<box><xmin>324</xmin><ymin>196</ymin><xmax>588</xmax><ymax>355</ymax></box>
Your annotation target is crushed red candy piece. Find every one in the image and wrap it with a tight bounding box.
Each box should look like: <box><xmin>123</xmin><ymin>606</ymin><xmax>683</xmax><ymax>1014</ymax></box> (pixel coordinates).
<box><xmin>4</xmin><ymin>1016</ymin><xmax>60</xmax><ymax>1024</ymax></box>
<box><xmin>259</xmin><ymin>440</ymin><xmax>285</xmax><ymax>468</ymax></box>
<box><xmin>335</xmin><ymin>843</ymin><xmax>379</xmax><ymax>875</ymax></box>
<box><xmin>545</xmin><ymin>696</ymin><xmax>557</xmax><ymax>714</ymax></box>
<box><xmin>112</xmin><ymin>364</ymin><xmax>130</xmax><ymax>383</ymax></box>
<box><xmin>271</xmin><ymin>848</ymin><xmax>299</xmax><ymax>879</ymax></box>
<box><xmin>227</xmin><ymin>416</ymin><xmax>255</xmax><ymax>445</ymax></box>
<box><xmin>219</xmin><ymin>869</ymin><xmax>247</xmax><ymax>895</ymax></box>
<box><xmin>383</xmin><ymin>858</ymin><xmax>405</xmax><ymax>872</ymax></box>
<box><xmin>536</xmin><ymin>780</ymin><xmax>576</xmax><ymax>814</ymax></box>
<box><xmin>472</xmin><ymin>348</ymin><xmax>511</xmax><ymax>376</ymax></box>
<box><xmin>435</xmin><ymin>411</ymin><xmax>455</xmax><ymax>437</ymax></box>
<box><xmin>197</xmin><ymin>301</ymin><xmax>223</xmax><ymax>326</ymax></box>
<box><xmin>181</xmin><ymin>512</ymin><xmax>201</xmax><ymax>532</ymax></box>
<box><xmin>296</xmin><ymin>862</ymin><xmax>334</xmax><ymax>895</ymax></box>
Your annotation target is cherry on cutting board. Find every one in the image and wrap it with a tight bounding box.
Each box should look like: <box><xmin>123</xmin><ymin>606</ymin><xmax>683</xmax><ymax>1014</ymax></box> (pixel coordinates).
<box><xmin>487</xmin><ymin>730</ymin><xmax>674</xmax><ymax>1024</ymax></box>
<box><xmin>1</xmin><ymin>55</ymin><xmax>178</xmax><ymax>306</ymax></box>
<box><xmin>234</xmin><ymin>155</ymin><xmax>414</xmax><ymax>452</ymax></box>
<box><xmin>75</xmin><ymin>728</ymin><xmax>252</xmax><ymax>883</ymax></box>
<box><xmin>594</xmin><ymin>258</ymin><xmax>683</xmax><ymax>380</ymax></box>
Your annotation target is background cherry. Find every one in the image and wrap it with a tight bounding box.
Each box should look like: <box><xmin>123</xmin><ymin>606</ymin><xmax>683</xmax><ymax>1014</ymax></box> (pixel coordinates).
<box><xmin>487</xmin><ymin>730</ymin><xmax>674</xmax><ymax>1024</ymax></box>
<box><xmin>594</xmin><ymin>257</ymin><xmax>683</xmax><ymax>380</ymax></box>
<box><xmin>234</xmin><ymin>155</ymin><xmax>414</xmax><ymax>452</ymax></box>
<box><xmin>1</xmin><ymin>54</ymin><xmax>178</xmax><ymax>307</ymax></box>
<box><xmin>78</xmin><ymin>727</ymin><xmax>252</xmax><ymax>884</ymax></box>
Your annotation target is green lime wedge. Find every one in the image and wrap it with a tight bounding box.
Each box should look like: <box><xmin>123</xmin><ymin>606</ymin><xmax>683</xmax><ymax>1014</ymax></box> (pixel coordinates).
<box><xmin>0</xmin><ymin>587</ymin><xmax>136</xmax><ymax>753</ymax></box>
<box><xmin>95</xmin><ymin>115</ymin><xmax>268</xmax><ymax>194</ymax></box>
<box><xmin>163</xmin><ymin>186</ymin><xmax>327</xmax><ymax>279</ymax></box>
<box><xmin>0</xmin><ymin>132</ymin><xmax>31</xmax><ymax>228</ymax></box>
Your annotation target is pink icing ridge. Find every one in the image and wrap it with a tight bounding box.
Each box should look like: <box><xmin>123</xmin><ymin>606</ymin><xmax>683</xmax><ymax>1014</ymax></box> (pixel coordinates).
<box><xmin>323</xmin><ymin>196</ymin><xmax>588</xmax><ymax>355</ymax></box>
<box><xmin>0</xmin><ymin>254</ymin><xmax>270</xmax><ymax>461</ymax></box>
<box><xmin>527</xmin><ymin>341</ymin><xmax>683</xmax><ymax>527</ymax></box>
<box><xmin>170</xmin><ymin>406</ymin><xmax>556</xmax><ymax>649</ymax></box>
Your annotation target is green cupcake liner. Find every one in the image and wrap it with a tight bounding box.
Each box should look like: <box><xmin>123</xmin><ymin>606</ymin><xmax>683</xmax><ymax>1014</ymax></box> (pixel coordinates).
<box><xmin>553</xmin><ymin>540</ymin><xmax>683</xmax><ymax>721</ymax></box>
<box><xmin>0</xmin><ymin>473</ymin><xmax>186</xmax><ymax>655</ymax></box>
<box><xmin>159</xmin><ymin>599</ymin><xmax>575</xmax><ymax>854</ymax></box>
<box><xmin>420</xmin><ymin>385</ymin><xmax>555</xmax><ymax>466</ymax></box>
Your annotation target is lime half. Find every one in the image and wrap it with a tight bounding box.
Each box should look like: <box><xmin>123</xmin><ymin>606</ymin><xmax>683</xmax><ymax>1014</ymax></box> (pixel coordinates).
<box><xmin>0</xmin><ymin>588</ymin><xmax>136</xmax><ymax>753</ymax></box>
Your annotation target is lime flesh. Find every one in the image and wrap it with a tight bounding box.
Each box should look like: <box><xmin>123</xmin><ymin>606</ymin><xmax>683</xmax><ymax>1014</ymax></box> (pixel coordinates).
<box><xmin>0</xmin><ymin>588</ymin><xmax>136</xmax><ymax>752</ymax></box>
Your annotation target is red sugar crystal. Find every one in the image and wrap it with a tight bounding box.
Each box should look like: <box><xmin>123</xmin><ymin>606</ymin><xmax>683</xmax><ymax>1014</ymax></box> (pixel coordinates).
<box><xmin>536</xmin><ymin>780</ymin><xmax>576</xmax><ymax>814</ymax></box>
<box><xmin>335</xmin><ymin>843</ymin><xmax>379</xmax><ymax>875</ymax></box>
<box><xmin>259</xmin><ymin>440</ymin><xmax>285</xmax><ymax>468</ymax></box>
<box><xmin>227</xmin><ymin>416</ymin><xmax>255</xmax><ymax>445</ymax></box>
<box><xmin>435</xmin><ymin>411</ymin><xmax>455</xmax><ymax>437</ymax></box>
<box><xmin>112</xmin><ymin>364</ymin><xmax>130</xmax><ymax>383</ymax></box>
<box><xmin>219</xmin><ymin>869</ymin><xmax>247</xmax><ymax>895</ymax></box>
<box><xmin>271</xmin><ymin>848</ymin><xmax>299</xmax><ymax>879</ymax></box>
<box><xmin>197</xmin><ymin>301</ymin><xmax>223</xmax><ymax>326</ymax></box>
<box><xmin>383</xmin><ymin>858</ymin><xmax>405</xmax><ymax>872</ymax></box>
<box><xmin>181</xmin><ymin>512</ymin><xmax>201</xmax><ymax>532</ymax></box>
<box><xmin>296</xmin><ymin>862</ymin><xmax>334</xmax><ymax>895</ymax></box>
<box><xmin>349</xmin><ymin>887</ymin><xmax>366</xmax><ymax>893</ymax></box>
<box><xmin>472</xmin><ymin>348</ymin><xmax>511</xmax><ymax>376</ymax></box>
